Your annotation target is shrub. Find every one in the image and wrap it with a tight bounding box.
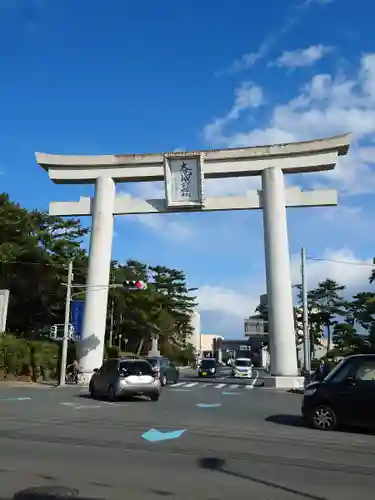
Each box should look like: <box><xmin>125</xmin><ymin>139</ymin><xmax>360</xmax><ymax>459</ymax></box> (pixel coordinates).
<box><xmin>106</xmin><ymin>346</ymin><xmax>120</xmax><ymax>358</ymax></box>
<box><xmin>28</xmin><ymin>340</ymin><xmax>59</xmax><ymax>380</ymax></box>
<box><xmin>0</xmin><ymin>335</ymin><xmax>30</xmax><ymax>377</ymax></box>
<box><xmin>0</xmin><ymin>335</ymin><xmax>59</xmax><ymax>380</ymax></box>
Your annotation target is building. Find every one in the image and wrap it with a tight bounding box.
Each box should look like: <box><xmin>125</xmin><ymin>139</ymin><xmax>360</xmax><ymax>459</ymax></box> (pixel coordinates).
<box><xmin>199</xmin><ymin>333</ymin><xmax>223</xmax><ymax>356</ymax></box>
<box><xmin>189</xmin><ymin>309</ymin><xmax>201</xmax><ymax>353</ymax></box>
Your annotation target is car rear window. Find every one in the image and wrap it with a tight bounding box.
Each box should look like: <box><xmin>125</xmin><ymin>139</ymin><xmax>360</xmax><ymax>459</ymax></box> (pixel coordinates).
<box><xmin>120</xmin><ymin>361</ymin><xmax>153</xmax><ymax>375</ymax></box>
<box><xmin>235</xmin><ymin>360</ymin><xmax>251</xmax><ymax>367</ymax></box>
<box><xmin>201</xmin><ymin>360</ymin><xmax>216</xmax><ymax>368</ymax></box>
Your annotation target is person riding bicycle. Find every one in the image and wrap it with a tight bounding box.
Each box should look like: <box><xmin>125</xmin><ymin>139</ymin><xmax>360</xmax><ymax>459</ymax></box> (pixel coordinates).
<box><xmin>67</xmin><ymin>359</ymin><xmax>80</xmax><ymax>383</ymax></box>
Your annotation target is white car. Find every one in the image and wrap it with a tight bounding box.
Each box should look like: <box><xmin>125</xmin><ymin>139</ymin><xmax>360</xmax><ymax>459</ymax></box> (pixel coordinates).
<box><xmin>232</xmin><ymin>358</ymin><xmax>253</xmax><ymax>378</ymax></box>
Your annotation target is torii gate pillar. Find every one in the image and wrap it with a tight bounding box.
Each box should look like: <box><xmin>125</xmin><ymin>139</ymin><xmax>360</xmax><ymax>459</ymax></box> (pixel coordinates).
<box><xmin>35</xmin><ymin>134</ymin><xmax>350</xmax><ymax>388</ymax></box>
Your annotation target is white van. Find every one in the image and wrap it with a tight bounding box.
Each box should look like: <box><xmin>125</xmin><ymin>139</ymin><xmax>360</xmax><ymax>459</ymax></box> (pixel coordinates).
<box><xmin>232</xmin><ymin>358</ymin><xmax>253</xmax><ymax>378</ymax></box>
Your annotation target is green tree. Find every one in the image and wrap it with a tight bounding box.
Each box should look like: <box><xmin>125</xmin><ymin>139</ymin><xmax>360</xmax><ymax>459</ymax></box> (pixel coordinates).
<box><xmin>308</xmin><ymin>279</ymin><xmax>346</xmax><ymax>355</ymax></box>
<box><xmin>0</xmin><ymin>193</ymin><xmax>88</xmax><ymax>334</ymax></box>
<box><xmin>343</xmin><ymin>292</ymin><xmax>375</xmax><ymax>329</ymax></box>
<box><xmin>149</xmin><ymin>265</ymin><xmax>196</xmax><ymax>347</ymax></box>
<box><xmin>293</xmin><ymin>285</ymin><xmax>325</xmax><ymax>358</ymax></box>
<box><xmin>106</xmin><ymin>261</ymin><xmax>196</xmax><ymax>355</ymax></box>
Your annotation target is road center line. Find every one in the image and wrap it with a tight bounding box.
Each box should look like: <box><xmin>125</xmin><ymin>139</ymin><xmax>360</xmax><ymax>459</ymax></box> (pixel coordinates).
<box><xmin>245</xmin><ymin>370</ymin><xmax>259</xmax><ymax>389</ymax></box>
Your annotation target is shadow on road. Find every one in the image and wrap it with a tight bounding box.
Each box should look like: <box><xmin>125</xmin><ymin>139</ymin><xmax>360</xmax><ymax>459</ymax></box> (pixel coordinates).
<box><xmin>198</xmin><ymin>457</ymin><xmax>329</xmax><ymax>500</ymax></box>
<box><xmin>75</xmin><ymin>393</ymin><xmax>149</xmax><ymax>403</ymax></box>
<box><xmin>12</xmin><ymin>486</ymin><xmax>106</xmax><ymax>500</ymax></box>
<box><xmin>265</xmin><ymin>414</ymin><xmax>305</xmax><ymax>428</ymax></box>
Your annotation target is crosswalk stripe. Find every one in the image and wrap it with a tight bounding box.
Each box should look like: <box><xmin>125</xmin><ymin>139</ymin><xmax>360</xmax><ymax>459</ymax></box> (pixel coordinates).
<box><xmin>167</xmin><ymin>381</ymin><xmax>259</xmax><ymax>390</ymax></box>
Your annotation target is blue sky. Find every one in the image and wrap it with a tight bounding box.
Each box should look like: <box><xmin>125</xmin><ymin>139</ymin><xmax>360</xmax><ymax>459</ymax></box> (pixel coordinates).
<box><xmin>1</xmin><ymin>0</ymin><xmax>375</xmax><ymax>337</ymax></box>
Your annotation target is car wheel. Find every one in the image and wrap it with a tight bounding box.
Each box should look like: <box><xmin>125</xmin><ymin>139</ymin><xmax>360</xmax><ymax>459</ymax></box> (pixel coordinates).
<box><xmin>150</xmin><ymin>392</ymin><xmax>160</xmax><ymax>402</ymax></box>
<box><xmin>108</xmin><ymin>385</ymin><xmax>117</xmax><ymax>402</ymax></box>
<box><xmin>161</xmin><ymin>374</ymin><xmax>167</xmax><ymax>386</ymax></box>
<box><xmin>310</xmin><ymin>405</ymin><xmax>337</xmax><ymax>431</ymax></box>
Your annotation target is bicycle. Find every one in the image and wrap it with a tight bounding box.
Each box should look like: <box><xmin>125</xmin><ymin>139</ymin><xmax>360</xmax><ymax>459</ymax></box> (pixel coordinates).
<box><xmin>65</xmin><ymin>371</ymin><xmax>79</xmax><ymax>384</ymax></box>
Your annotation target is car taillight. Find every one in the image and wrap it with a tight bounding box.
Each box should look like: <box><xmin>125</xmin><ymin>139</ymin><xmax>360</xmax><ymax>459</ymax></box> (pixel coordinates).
<box><xmin>152</xmin><ymin>369</ymin><xmax>159</xmax><ymax>378</ymax></box>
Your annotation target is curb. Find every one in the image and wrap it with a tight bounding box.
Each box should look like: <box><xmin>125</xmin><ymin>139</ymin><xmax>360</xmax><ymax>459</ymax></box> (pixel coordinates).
<box><xmin>0</xmin><ymin>381</ymin><xmax>57</xmax><ymax>388</ymax></box>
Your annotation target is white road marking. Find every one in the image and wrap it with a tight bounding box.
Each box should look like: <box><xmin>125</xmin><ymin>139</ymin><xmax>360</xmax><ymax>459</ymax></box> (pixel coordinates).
<box><xmin>245</xmin><ymin>371</ymin><xmax>259</xmax><ymax>390</ymax></box>
<box><xmin>74</xmin><ymin>405</ymin><xmax>101</xmax><ymax>410</ymax></box>
<box><xmin>172</xmin><ymin>382</ymin><xmax>185</xmax><ymax>387</ymax></box>
<box><xmin>184</xmin><ymin>382</ymin><xmax>198</xmax><ymax>388</ymax></box>
<box><xmin>214</xmin><ymin>383</ymin><xmax>226</xmax><ymax>389</ymax></box>
<box><xmin>230</xmin><ymin>384</ymin><xmax>239</xmax><ymax>389</ymax></box>
<box><xmin>60</xmin><ymin>402</ymin><xmax>101</xmax><ymax>410</ymax></box>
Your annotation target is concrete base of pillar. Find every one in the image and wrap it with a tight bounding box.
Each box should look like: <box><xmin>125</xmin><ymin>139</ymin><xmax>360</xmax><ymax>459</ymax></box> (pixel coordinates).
<box><xmin>264</xmin><ymin>376</ymin><xmax>304</xmax><ymax>389</ymax></box>
<box><xmin>147</xmin><ymin>349</ymin><xmax>161</xmax><ymax>357</ymax></box>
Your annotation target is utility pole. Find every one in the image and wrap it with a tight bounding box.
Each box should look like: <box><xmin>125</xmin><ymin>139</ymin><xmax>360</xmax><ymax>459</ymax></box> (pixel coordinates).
<box><xmin>109</xmin><ymin>298</ymin><xmax>114</xmax><ymax>347</ymax></box>
<box><xmin>301</xmin><ymin>247</ymin><xmax>310</xmax><ymax>373</ymax></box>
<box><xmin>108</xmin><ymin>270</ymin><xmax>115</xmax><ymax>347</ymax></box>
<box><xmin>59</xmin><ymin>260</ymin><xmax>73</xmax><ymax>387</ymax></box>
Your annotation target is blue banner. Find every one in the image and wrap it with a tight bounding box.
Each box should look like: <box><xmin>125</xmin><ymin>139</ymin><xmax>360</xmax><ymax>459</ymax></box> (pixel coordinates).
<box><xmin>71</xmin><ymin>300</ymin><xmax>85</xmax><ymax>340</ymax></box>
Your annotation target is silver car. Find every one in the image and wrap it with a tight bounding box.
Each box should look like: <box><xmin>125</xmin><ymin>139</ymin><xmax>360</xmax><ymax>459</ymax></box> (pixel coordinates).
<box><xmin>89</xmin><ymin>358</ymin><xmax>161</xmax><ymax>402</ymax></box>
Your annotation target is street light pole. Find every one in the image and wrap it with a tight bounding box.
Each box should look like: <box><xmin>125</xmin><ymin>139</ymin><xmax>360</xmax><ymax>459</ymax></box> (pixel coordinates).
<box><xmin>59</xmin><ymin>260</ymin><xmax>74</xmax><ymax>387</ymax></box>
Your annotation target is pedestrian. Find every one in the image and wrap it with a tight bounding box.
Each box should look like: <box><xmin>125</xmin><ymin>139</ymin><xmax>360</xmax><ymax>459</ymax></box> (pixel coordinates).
<box><xmin>314</xmin><ymin>359</ymin><xmax>330</xmax><ymax>381</ymax></box>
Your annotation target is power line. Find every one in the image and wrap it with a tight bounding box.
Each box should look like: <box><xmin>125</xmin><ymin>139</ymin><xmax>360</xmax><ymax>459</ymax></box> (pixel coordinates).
<box><xmin>0</xmin><ymin>260</ymin><xmax>73</xmax><ymax>268</ymax></box>
<box><xmin>307</xmin><ymin>257</ymin><xmax>375</xmax><ymax>268</ymax></box>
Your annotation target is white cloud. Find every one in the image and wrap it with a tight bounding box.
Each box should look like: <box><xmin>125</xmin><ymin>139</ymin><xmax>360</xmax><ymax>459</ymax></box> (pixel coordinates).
<box><xmin>203</xmin><ymin>82</ymin><xmax>264</xmax><ymax>145</ymax></box>
<box><xmin>198</xmin><ymin>284</ymin><xmax>260</xmax><ymax>336</ymax></box>
<box><xmin>118</xmin><ymin>186</ymin><xmax>195</xmax><ymax>242</ymax></box>
<box><xmin>274</xmin><ymin>45</ymin><xmax>332</xmax><ymax>68</ymax></box>
<box><xmin>204</xmin><ymin>53</ymin><xmax>375</xmax><ymax>196</ymax></box>
<box><xmin>217</xmin><ymin>0</ymin><xmax>329</xmax><ymax>75</ymax></box>
<box><xmin>199</xmin><ymin>285</ymin><xmax>257</xmax><ymax>318</ymax></box>
<box><xmin>198</xmin><ymin>248</ymin><xmax>373</xmax><ymax>336</ymax></box>
<box><xmin>290</xmin><ymin>248</ymin><xmax>373</xmax><ymax>289</ymax></box>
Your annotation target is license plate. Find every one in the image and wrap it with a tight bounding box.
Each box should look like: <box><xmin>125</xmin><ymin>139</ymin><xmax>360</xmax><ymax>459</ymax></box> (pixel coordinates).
<box><xmin>202</xmin><ymin>372</ymin><xmax>207</xmax><ymax>376</ymax></box>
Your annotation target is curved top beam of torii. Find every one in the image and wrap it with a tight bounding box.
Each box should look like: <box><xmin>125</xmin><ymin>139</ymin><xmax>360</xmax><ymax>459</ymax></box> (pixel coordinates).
<box><xmin>35</xmin><ymin>134</ymin><xmax>351</xmax><ymax>184</ymax></box>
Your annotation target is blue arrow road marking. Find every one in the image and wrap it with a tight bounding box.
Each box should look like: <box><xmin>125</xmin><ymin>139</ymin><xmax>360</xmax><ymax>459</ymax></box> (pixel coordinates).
<box><xmin>196</xmin><ymin>403</ymin><xmax>221</xmax><ymax>408</ymax></box>
<box><xmin>141</xmin><ymin>428</ymin><xmax>186</xmax><ymax>442</ymax></box>
<box><xmin>222</xmin><ymin>392</ymin><xmax>239</xmax><ymax>395</ymax></box>
<box><xmin>4</xmin><ymin>397</ymin><xmax>32</xmax><ymax>401</ymax></box>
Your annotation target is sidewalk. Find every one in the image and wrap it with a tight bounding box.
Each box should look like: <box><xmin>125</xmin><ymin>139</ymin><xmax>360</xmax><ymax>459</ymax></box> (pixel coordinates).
<box><xmin>0</xmin><ymin>380</ymin><xmax>57</xmax><ymax>388</ymax></box>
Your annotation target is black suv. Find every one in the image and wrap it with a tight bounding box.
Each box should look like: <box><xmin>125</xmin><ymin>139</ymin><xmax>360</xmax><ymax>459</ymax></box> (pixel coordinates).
<box><xmin>146</xmin><ymin>357</ymin><xmax>179</xmax><ymax>386</ymax></box>
<box><xmin>302</xmin><ymin>354</ymin><xmax>375</xmax><ymax>431</ymax></box>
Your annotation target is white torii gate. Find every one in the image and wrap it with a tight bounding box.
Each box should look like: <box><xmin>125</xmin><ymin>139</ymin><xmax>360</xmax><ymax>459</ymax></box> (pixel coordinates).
<box><xmin>35</xmin><ymin>133</ymin><xmax>350</xmax><ymax>388</ymax></box>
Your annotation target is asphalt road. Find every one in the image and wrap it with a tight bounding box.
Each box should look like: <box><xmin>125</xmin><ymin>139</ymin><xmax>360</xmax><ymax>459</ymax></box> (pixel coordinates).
<box><xmin>0</xmin><ymin>381</ymin><xmax>375</xmax><ymax>500</ymax></box>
